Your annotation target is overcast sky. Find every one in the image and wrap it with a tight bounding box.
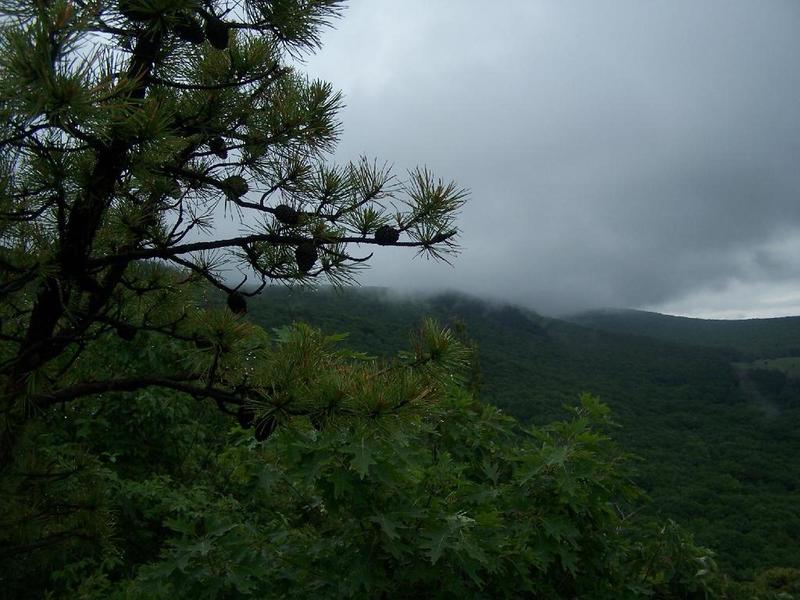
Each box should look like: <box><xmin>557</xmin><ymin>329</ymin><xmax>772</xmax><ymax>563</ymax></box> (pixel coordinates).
<box><xmin>301</xmin><ymin>1</ymin><xmax>800</xmax><ymax>318</ymax></box>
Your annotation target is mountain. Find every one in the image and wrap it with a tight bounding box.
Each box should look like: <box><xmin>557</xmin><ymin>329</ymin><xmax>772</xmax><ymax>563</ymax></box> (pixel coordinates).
<box><xmin>567</xmin><ymin>308</ymin><xmax>800</xmax><ymax>359</ymax></box>
<box><xmin>242</xmin><ymin>287</ymin><xmax>800</xmax><ymax>575</ymax></box>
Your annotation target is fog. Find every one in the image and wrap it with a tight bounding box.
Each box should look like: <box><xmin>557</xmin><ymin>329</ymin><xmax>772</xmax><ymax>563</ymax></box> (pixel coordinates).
<box><xmin>298</xmin><ymin>0</ymin><xmax>800</xmax><ymax>318</ymax></box>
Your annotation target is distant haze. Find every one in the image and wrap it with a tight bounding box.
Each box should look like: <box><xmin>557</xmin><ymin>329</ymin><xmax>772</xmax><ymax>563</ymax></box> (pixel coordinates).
<box><xmin>301</xmin><ymin>1</ymin><xmax>800</xmax><ymax>319</ymax></box>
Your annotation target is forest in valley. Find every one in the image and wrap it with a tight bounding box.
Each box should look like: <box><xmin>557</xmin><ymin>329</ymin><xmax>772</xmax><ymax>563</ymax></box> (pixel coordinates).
<box><xmin>243</xmin><ymin>286</ymin><xmax>800</xmax><ymax>577</ymax></box>
<box><xmin>3</xmin><ymin>279</ymin><xmax>800</xmax><ymax>598</ymax></box>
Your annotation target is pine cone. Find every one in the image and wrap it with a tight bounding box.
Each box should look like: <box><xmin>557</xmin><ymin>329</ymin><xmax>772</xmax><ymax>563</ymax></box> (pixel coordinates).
<box><xmin>295</xmin><ymin>242</ymin><xmax>318</xmax><ymax>273</ymax></box>
<box><xmin>222</xmin><ymin>175</ymin><xmax>248</xmax><ymax>198</ymax></box>
<box><xmin>274</xmin><ymin>204</ymin><xmax>299</xmax><ymax>225</ymax></box>
<box><xmin>375</xmin><ymin>225</ymin><xmax>400</xmax><ymax>245</ymax></box>
<box><xmin>119</xmin><ymin>0</ymin><xmax>156</xmax><ymax>21</ymax></box>
<box><xmin>226</xmin><ymin>292</ymin><xmax>247</xmax><ymax>314</ymax></box>
<box><xmin>174</xmin><ymin>15</ymin><xmax>206</xmax><ymax>44</ymax></box>
<box><xmin>205</xmin><ymin>16</ymin><xmax>230</xmax><ymax>50</ymax></box>
<box><xmin>208</xmin><ymin>136</ymin><xmax>228</xmax><ymax>159</ymax></box>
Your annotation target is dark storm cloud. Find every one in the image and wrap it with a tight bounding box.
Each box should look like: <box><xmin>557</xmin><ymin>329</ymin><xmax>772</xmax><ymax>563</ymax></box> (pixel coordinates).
<box><xmin>305</xmin><ymin>0</ymin><xmax>800</xmax><ymax>316</ymax></box>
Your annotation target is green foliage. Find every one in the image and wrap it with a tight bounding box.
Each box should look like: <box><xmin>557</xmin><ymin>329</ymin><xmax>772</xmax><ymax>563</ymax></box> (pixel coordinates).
<box><xmin>570</xmin><ymin>309</ymin><xmax>800</xmax><ymax>359</ymax></box>
<box><xmin>745</xmin><ymin>357</ymin><xmax>800</xmax><ymax>379</ymax></box>
<box><xmin>0</xmin><ymin>319</ymin><xmax>729</xmax><ymax>598</ymax></box>
<box><xmin>241</xmin><ymin>286</ymin><xmax>800</xmax><ymax>577</ymax></box>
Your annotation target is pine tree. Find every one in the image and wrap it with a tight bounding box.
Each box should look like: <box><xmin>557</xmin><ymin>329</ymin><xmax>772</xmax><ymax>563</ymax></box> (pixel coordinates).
<box><xmin>0</xmin><ymin>0</ymin><xmax>467</xmax><ymax>458</ymax></box>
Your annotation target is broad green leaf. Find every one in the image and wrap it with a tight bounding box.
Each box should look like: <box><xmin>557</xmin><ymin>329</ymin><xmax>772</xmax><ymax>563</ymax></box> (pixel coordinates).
<box><xmin>346</xmin><ymin>438</ymin><xmax>376</xmax><ymax>479</ymax></box>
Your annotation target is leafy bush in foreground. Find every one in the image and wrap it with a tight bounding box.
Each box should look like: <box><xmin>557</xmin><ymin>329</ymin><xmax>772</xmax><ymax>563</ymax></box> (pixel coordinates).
<box><xmin>1</xmin><ymin>320</ymin><xmax>735</xmax><ymax>599</ymax></box>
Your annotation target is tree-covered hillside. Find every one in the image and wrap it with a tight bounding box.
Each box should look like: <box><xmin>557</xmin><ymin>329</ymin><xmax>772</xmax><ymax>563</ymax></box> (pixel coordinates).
<box><xmin>242</xmin><ymin>286</ymin><xmax>800</xmax><ymax>576</ymax></box>
<box><xmin>568</xmin><ymin>309</ymin><xmax>800</xmax><ymax>359</ymax></box>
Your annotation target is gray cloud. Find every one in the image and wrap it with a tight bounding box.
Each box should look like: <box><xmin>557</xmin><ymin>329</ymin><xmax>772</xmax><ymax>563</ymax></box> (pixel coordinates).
<box><xmin>303</xmin><ymin>0</ymin><xmax>800</xmax><ymax>317</ymax></box>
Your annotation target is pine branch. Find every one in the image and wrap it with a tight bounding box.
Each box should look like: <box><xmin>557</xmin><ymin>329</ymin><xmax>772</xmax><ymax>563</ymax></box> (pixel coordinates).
<box><xmin>89</xmin><ymin>231</ymin><xmax>456</xmax><ymax>268</ymax></box>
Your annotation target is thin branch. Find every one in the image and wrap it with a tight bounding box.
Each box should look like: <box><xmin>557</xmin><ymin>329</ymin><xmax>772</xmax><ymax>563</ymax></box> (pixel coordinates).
<box><xmin>167</xmin><ymin>255</ymin><xmax>237</xmax><ymax>294</ymax></box>
<box><xmin>147</xmin><ymin>65</ymin><xmax>285</xmax><ymax>91</ymax></box>
<box><xmin>89</xmin><ymin>231</ymin><xmax>455</xmax><ymax>267</ymax></box>
<box><xmin>32</xmin><ymin>376</ymin><xmax>241</xmax><ymax>408</ymax></box>
<box><xmin>30</xmin><ymin>376</ymin><xmax>324</xmax><ymax>420</ymax></box>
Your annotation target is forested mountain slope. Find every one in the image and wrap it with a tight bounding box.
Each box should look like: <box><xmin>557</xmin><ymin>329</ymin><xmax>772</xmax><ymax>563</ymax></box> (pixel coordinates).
<box><xmin>568</xmin><ymin>308</ymin><xmax>800</xmax><ymax>359</ymax></box>
<box><xmin>242</xmin><ymin>286</ymin><xmax>800</xmax><ymax>575</ymax></box>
